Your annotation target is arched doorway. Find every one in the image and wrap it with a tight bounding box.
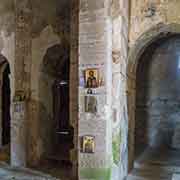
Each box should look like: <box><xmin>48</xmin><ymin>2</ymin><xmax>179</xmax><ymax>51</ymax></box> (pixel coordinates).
<box><xmin>127</xmin><ymin>23</ymin><xmax>180</xmax><ymax>179</ymax></box>
<box><xmin>135</xmin><ymin>34</ymin><xmax>180</xmax><ymax>156</ymax></box>
<box><xmin>41</xmin><ymin>43</ymin><xmax>73</xmax><ymax>160</ymax></box>
<box><xmin>33</xmin><ymin>43</ymin><xmax>74</xmax><ymax>179</ymax></box>
<box><xmin>0</xmin><ymin>55</ymin><xmax>11</xmax><ymax>163</ymax></box>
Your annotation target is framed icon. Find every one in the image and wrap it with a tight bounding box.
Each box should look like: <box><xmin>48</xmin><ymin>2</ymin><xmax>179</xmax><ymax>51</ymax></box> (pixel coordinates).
<box><xmin>85</xmin><ymin>69</ymin><xmax>99</xmax><ymax>88</ymax></box>
<box><xmin>85</xmin><ymin>96</ymin><xmax>97</xmax><ymax>113</ymax></box>
<box><xmin>82</xmin><ymin>135</ymin><xmax>95</xmax><ymax>153</ymax></box>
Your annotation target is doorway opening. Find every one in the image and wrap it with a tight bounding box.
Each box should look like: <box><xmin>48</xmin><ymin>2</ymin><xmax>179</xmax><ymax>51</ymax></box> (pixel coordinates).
<box><xmin>32</xmin><ymin>44</ymin><xmax>74</xmax><ymax>180</ymax></box>
<box><xmin>0</xmin><ymin>56</ymin><xmax>11</xmax><ymax>163</ymax></box>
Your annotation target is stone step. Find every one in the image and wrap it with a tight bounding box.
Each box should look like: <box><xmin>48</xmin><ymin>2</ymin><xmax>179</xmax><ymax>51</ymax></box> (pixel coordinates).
<box><xmin>172</xmin><ymin>126</ymin><xmax>180</xmax><ymax>148</ymax></box>
<box><xmin>127</xmin><ymin>148</ymin><xmax>180</xmax><ymax>180</ymax></box>
<box><xmin>172</xmin><ymin>173</ymin><xmax>180</xmax><ymax>180</ymax></box>
<box><xmin>127</xmin><ymin>167</ymin><xmax>172</xmax><ymax>180</ymax></box>
<box><xmin>134</xmin><ymin>161</ymin><xmax>180</xmax><ymax>173</ymax></box>
<box><xmin>134</xmin><ymin>147</ymin><xmax>180</xmax><ymax>173</ymax></box>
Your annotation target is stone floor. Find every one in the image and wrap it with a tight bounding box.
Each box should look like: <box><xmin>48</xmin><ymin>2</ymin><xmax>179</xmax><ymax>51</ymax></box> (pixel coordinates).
<box><xmin>0</xmin><ymin>162</ymin><xmax>60</xmax><ymax>180</ymax></box>
<box><xmin>31</xmin><ymin>159</ymin><xmax>72</xmax><ymax>180</ymax></box>
<box><xmin>0</xmin><ymin>147</ymin><xmax>72</xmax><ymax>180</ymax></box>
<box><xmin>127</xmin><ymin>147</ymin><xmax>180</xmax><ymax>180</ymax></box>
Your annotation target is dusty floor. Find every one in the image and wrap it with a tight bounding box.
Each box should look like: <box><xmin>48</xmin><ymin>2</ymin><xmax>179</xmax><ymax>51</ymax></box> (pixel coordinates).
<box><xmin>0</xmin><ymin>145</ymin><xmax>72</xmax><ymax>180</ymax></box>
<box><xmin>30</xmin><ymin>159</ymin><xmax>73</xmax><ymax>180</ymax></box>
<box><xmin>0</xmin><ymin>162</ymin><xmax>59</xmax><ymax>180</ymax></box>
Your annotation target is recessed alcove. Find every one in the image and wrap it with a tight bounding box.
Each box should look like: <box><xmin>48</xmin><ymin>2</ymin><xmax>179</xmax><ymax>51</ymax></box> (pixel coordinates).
<box><xmin>133</xmin><ymin>35</ymin><xmax>180</xmax><ymax>171</ymax></box>
<box><xmin>30</xmin><ymin>43</ymin><xmax>74</xmax><ymax>179</ymax></box>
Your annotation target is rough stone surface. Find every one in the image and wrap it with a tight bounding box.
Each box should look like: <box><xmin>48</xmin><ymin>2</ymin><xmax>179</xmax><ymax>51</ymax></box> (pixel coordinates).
<box><xmin>0</xmin><ymin>0</ymin><xmax>75</xmax><ymax>178</ymax></box>
<box><xmin>11</xmin><ymin>0</ymin><xmax>73</xmax><ymax>169</ymax></box>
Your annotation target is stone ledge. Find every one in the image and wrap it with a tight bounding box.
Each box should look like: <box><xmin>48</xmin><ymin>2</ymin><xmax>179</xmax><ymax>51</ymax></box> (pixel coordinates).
<box><xmin>172</xmin><ymin>174</ymin><xmax>180</xmax><ymax>180</ymax></box>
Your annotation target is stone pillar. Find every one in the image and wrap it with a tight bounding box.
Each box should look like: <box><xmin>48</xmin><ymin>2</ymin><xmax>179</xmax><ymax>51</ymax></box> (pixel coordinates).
<box><xmin>79</xmin><ymin>1</ymin><xmax>113</xmax><ymax>179</ymax></box>
<box><xmin>11</xmin><ymin>0</ymin><xmax>32</xmax><ymax>167</ymax></box>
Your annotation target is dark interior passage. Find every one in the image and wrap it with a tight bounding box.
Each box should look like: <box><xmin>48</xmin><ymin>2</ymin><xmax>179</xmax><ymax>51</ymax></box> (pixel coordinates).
<box><xmin>0</xmin><ymin>58</ymin><xmax>11</xmax><ymax>163</ymax></box>
<box><xmin>41</xmin><ymin>44</ymin><xmax>74</xmax><ymax>162</ymax></box>
<box><xmin>135</xmin><ymin>35</ymin><xmax>180</xmax><ymax>158</ymax></box>
<box><xmin>2</xmin><ymin>63</ymin><xmax>11</xmax><ymax>146</ymax></box>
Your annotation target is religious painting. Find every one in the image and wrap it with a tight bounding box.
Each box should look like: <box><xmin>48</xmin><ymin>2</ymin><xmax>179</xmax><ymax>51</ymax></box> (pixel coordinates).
<box><xmin>85</xmin><ymin>96</ymin><xmax>97</xmax><ymax>113</ymax></box>
<box><xmin>85</xmin><ymin>69</ymin><xmax>99</xmax><ymax>88</ymax></box>
<box><xmin>82</xmin><ymin>135</ymin><xmax>95</xmax><ymax>153</ymax></box>
<box><xmin>13</xmin><ymin>90</ymin><xmax>26</xmax><ymax>102</ymax></box>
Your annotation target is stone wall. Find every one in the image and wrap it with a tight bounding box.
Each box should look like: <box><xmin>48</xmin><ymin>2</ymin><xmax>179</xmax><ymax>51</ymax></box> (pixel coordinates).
<box><xmin>4</xmin><ymin>1</ymin><xmax>180</xmax><ymax>180</ymax></box>
<box><xmin>129</xmin><ymin>0</ymin><xmax>180</xmax><ymax>46</ymax></box>
<box><xmin>0</xmin><ymin>2</ymin><xmax>79</xmax><ymax>178</ymax></box>
<box><xmin>0</xmin><ymin>0</ymin><xmax>73</xmax><ymax>168</ymax></box>
<box><xmin>17</xmin><ymin>0</ymin><xmax>72</xmax><ymax>167</ymax></box>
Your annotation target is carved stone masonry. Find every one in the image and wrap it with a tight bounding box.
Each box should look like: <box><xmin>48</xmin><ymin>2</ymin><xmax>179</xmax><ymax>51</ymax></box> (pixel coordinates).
<box><xmin>11</xmin><ymin>0</ymin><xmax>32</xmax><ymax>167</ymax></box>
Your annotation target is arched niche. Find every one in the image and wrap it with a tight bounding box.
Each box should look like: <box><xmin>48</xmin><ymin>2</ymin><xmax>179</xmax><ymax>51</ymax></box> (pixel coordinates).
<box><xmin>38</xmin><ymin>43</ymin><xmax>74</xmax><ymax>169</ymax></box>
<box><xmin>127</xmin><ymin>23</ymin><xmax>180</xmax><ymax>171</ymax></box>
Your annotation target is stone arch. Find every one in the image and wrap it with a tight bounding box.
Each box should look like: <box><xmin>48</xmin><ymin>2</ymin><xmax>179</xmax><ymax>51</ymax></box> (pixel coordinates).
<box><xmin>34</xmin><ymin>42</ymin><xmax>75</xmax><ymax>179</ymax></box>
<box><xmin>38</xmin><ymin>43</ymin><xmax>70</xmax><ymax>159</ymax></box>
<box><xmin>127</xmin><ymin>23</ymin><xmax>180</xmax><ymax>171</ymax></box>
<box><xmin>128</xmin><ymin>23</ymin><xmax>180</xmax><ymax>75</ymax></box>
<box><xmin>0</xmin><ymin>54</ymin><xmax>11</xmax><ymax>162</ymax></box>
